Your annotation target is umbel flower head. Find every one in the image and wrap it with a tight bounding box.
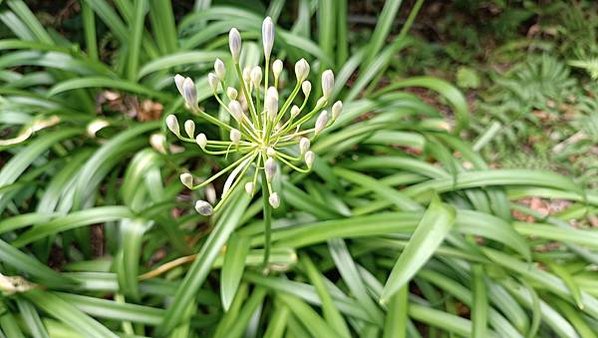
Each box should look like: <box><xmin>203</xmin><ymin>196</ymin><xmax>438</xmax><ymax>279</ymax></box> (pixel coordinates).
<box><xmin>166</xmin><ymin>17</ymin><xmax>342</xmax><ymax>216</ymax></box>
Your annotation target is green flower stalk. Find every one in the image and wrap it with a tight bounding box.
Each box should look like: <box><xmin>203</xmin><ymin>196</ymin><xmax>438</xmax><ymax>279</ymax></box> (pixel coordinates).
<box><xmin>166</xmin><ymin>17</ymin><xmax>342</xmax><ymax>265</ymax></box>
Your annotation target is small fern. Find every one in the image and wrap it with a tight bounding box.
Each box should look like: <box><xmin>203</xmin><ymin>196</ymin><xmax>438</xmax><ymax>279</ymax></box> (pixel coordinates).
<box><xmin>569</xmin><ymin>58</ymin><xmax>598</xmax><ymax>80</ymax></box>
<box><xmin>492</xmin><ymin>54</ymin><xmax>577</xmax><ymax>110</ymax></box>
<box><xmin>473</xmin><ymin>54</ymin><xmax>598</xmax><ymax>188</ymax></box>
<box><xmin>475</xmin><ymin>55</ymin><xmax>577</xmax><ymax>154</ymax></box>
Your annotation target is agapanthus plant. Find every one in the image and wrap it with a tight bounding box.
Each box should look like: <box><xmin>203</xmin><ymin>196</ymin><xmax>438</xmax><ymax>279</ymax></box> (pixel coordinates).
<box><xmin>165</xmin><ymin>17</ymin><xmax>342</xmax><ymax>265</ymax></box>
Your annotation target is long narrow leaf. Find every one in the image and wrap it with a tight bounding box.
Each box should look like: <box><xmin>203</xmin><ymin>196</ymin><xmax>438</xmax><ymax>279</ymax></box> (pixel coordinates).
<box><xmin>380</xmin><ymin>196</ymin><xmax>456</xmax><ymax>303</ymax></box>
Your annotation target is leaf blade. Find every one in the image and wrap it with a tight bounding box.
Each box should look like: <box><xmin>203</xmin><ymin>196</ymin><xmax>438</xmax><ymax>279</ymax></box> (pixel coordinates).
<box><xmin>380</xmin><ymin>195</ymin><xmax>456</xmax><ymax>303</ymax></box>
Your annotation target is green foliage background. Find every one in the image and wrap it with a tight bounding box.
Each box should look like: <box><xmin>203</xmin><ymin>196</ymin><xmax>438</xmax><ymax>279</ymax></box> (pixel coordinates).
<box><xmin>0</xmin><ymin>1</ymin><xmax>596</xmax><ymax>337</ymax></box>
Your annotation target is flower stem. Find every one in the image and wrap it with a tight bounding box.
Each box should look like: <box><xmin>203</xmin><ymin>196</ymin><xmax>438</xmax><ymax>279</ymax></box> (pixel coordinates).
<box><xmin>260</xmin><ymin>170</ymin><xmax>272</xmax><ymax>270</ymax></box>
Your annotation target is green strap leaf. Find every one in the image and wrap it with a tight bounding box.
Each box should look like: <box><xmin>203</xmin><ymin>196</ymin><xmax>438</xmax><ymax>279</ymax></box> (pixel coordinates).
<box><xmin>116</xmin><ymin>218</ymin><xmax>150</xmax><ymax>300</ymax></box>
<box><xmin>220</xmin><ymin>234</ymin><xmax>251</xmax><ymax>311</ymax></box>
<box><xmin>157</xmin><ymin>189</ymin><xmax>250</xmax><ymax>335</ymax></box>
<box><xmin>138</xmin><ymin>51</ymin><xmax>227</xmax><ymax>78</ymax></box>
<box><xmin>302</xmin><ymin>255</ymin><xmax>351</xmax><ymax>338</ymax></box>
<box><xmin>472</xmin><ymin>265</ymin><xmax>489</xmax><ymax>338</ymax></box>
<box><xmin>328</xmin><ymin>238</ymin><xmax>384</xmax><ymax>326</ymax></box>
<box><xmin>12</xmin><ymin>206</ymin><xmax>133</xmax><ymax>247</ymax></box>
<box><xmin>23</xmin><ymin>290</ymin><xmax>118</xmax><ymax>338</ymax></box>
<box><xmin>277</xmin><ymin>293</ymin><xmax>344</xmax><ymax>338</ymax></box>
<box><xmin>55</xmin><ymin>292</ymin><xmax>163</xmax><ymax>325</ymax></box>
<box><xmin>333</xmin><ymin>167</ymin><xmax>422</xmax><ymax>211</ymax></box>
<box><xmin>0</xmin><ymin>239</ymin><xmax>74</xmax><ymax>287</ymax></box>
<box><xmin>15</xmin><ymin>298</ymin><xmax>50</xmax><ymax>338</ymax></box>
<box><xmin>380</xmin><ymin>196</ymin><xmax>456</xmax><ymax>303</ymax></box>
<box><xmin>383</xmin><ymin>285</ymin><xmax>409</xmax><ymax>338</ymax></box>
<box><xmin>0</xmin><ymin>128</ymin><xmax>81</xmax><ymax>204</ymax></box>
<box><xmin>48</xmin><ymin>77</ymin><xmax>169</xmax><ymax>99</ymax></box>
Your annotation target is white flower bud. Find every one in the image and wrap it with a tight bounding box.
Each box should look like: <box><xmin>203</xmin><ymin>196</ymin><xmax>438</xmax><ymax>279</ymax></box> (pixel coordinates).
<box><xmin>180</xmin><ymin>173</ymin><xmax>194</xmax><ymax>189</ymax></box>
<box><xmin>208</xmin><ymin>73</ymin><xmax>219</xmax><ymax>92</ymax></box>
<box><xmin>150</xmin><ymin>133</ymin><xmax>167</xmax><ymax>154</ymax></box>
<box><xmin>269</xmin><ymin>192</ymin><xmax>280</xmax><ymax>208</ymax></box>
<box><xmin>265</xmin><ymin>157</ymin><xmax>277</xmax><ymax>182</ymax></box>
<box><xmin>196</xmin><ymin>133</ymin><xmax>207</xmax><ymax>149</ymax></box>
<box><xmin>272</xmin><ymin>59</ymin><xmax>283</xmax><ymax>80</ymax></box>
<box><xmin>245</xmin><ymin>182</ymin><xmax>254</xmax><ymax>196</ymax></box>
<box><xmin>250</xmin><ymin>66</ymin><xmax>262</xmax><ymax>88</ymax></box>
<box><xmin>321</xmin><ymin>70</ymin><xmax>334</xmax><ymax>99</ymax></box>
<box><xmin>294</xmin><ymin>58</ymin><xmax>310</xmax><ymax>81</ymax></box>
<box><xmin>174</xmin><ymin>74</ymin><xmax>185</xmax><ymax>96</ymax></box>
<box><xmin>242</xmin><ymin>66</ymin><xmax>251</xmax><ymax>84</ymax></box>
<box><xmin>165</xmin><ymin>114</ymin><xmax>180</xmax><ymax>136</ymax></box>
<box><xmin>290</xmin><ymin>105</ymin><xmax>300</xmax><ymax>117</ymax></box>
<box><xmin>316</xmin><ymin>97</ymin><xmax>327</xmax><ymax>108</ymax></box>
<box><xmin>332</xmin><ymin>100</ymin><xmax>343</xmax><ymax>120</ymax></box>
<box><xmin>226</xmin><ymin>87</ymin><xmax>238</xmax><ymax>100</ymax></box>
<box><xmin>266</xmin><ymin>147</ymin><xmax>276</xmax><ymax>157</ymax></box>
<box><xmin>214</xmin><ymin>58</ymin><xmax>226</xmax><ymax>80</ymax></box>
<box><xmin>229</xmin><ymin>28</ymin><xmax>242</xmax><ymax>63</ymax></box>
<box><xmin>299</xmin><ymin>137</ymin><xmax>310</xmax><ymax>155</ymax></box>
<box><xmin>184</xmin><ymin>120</ymin><xmax>195</xmax><ymax>138</ymax></box>
<box><xmin>265</xmin><ymin>87</ymin><xmax>278</xmax><ymax>120</ymax></box>
<box><xmin>230</xmin><ymin>128</ymin><xmax>241</xmax><ymax>144</ymax></box>
<box><xmin>205</xmin><ymin>184</ymin><xmax>217</xmax><ymax>204</ymax></box>
<box><xmin>304</xmin><ymin>151</ymin><xmax>315</xmax><ymax>169</ymax></box>
<box><xmin>195</xmin><ymin>200</ymin><xmax>213</xmax><ymax>216</ymax></box>
<box><xmin>239</xmin><ymin>92</ymin><xmax>248</xmax><ymax>111</ymax></box>
<box><xmin>228</xmin><ymin>100</ymin><xmax>243</xmax><ymax>121</ymax></box>
<box><xmin>315</xmin><ymin>110</ymin><xmax>328</xmax><ymax>135</ymax></box>
<box><xmin>262</xmin><ymin>16</ymin><xmax>274</xmax><ymax>60</ymax></box>
<box><xmin>183</xmin><ymin>77</ymin><xmax>197</xmax><ymax>106</ymax></box>
<box><xmin>302</xmin><ymin>81</ymin><xmax>311</xmax><ymax>97</ymax></box>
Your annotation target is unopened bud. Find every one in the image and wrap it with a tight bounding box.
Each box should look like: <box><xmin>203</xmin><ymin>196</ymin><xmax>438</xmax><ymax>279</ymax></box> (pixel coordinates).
<box><xmin>302</xmin><ymin>81</ymin><xmax>311</xmax><ymax>97</ymax></box>
<box><xmin>228</xmin><ymin>100</ymin><xmax>243</xmax><ymax>121</ymax></box>
<box><xmin>230</xmin><ymin>128</ymin><xmax>241</xmax><ymax>144</ymax></box>
<box><xmin>174</xmin><ymin>74</ymin><xmax>185</xmax><ymax>96</ymax></box>
<box><xmin>183</xmin><ymin>77</ymin><xmax>197</xmax><ymax>107</ymax></box>
<box><xmin>208</xmin><ymin>73</ymin><xmax>219</xmax><ymax>92</ymax></box>
<box><xmin>195</xmin><ymin>200</ymin><xmax>213</xmax><ymax>216</ymax></box>
<box><xmin>295</xmin><ymin>58</ymin><xmax>310</xmax><ymax>81</ymax></box>
<box><xmin>299</xmin><ymin>137</ymin><xmax>310</xmax><ymax>155</ymax></box>
<box><xmin>332</xmin><ymin>100</ymin><xmax>343</xmax><ymax>120</ymax></box>
<box><xmin>250</xmin><ymin>66</ymin><xmax>262</xmax><ymax>88</ymax></box>
<box><xmin>229</xmin><ymin>28</ymin><xmax>242</xmax><ymax>63</ymax></box>
<box><xmin>245</xmin><ymin>182</ymin><xmax>254</xmax><ymax>195</ymax></box>
<box><xmin>226</xmin><ymin>87</ymin><xmax>238</xmax><ymax>100</ymax></box>
<box><xmin>290</xmin><ymin>105</ymin><xmax>300</xmax><ymax>117</ymax></box>
<box><xmin>150</xmin><ymin>133</ymin><xmax>167</xmax><ymax>154</ymax></box>
<box><xmin>242</xmin><ymin>66</ymin><xmax>251</xmax><ymax>84</ymax></box>
<box><xmin>166</xmin><ymin>114</ymin><xmax>180</xmax><ymax>136</ymax></box>
<box><xmin>315</xmin><ymin>110</ymin><xmax>329</xmax><ymax>135</ymax></box>
<box><xmin>180</xmin><ymin>173</ymin><xmax>194</xmax><ymax>189</ymax></box>
<box><xmin>196</xmin><ymin>133</ymin><xmax>207</xmax><ymax>149</ymax></box>
<box><xmin>266</xmin><ymin>147</ymin><xmax>276</xmax><ymax>157</ymax></box>
<box><xmin>321</xmin><ymin>70</ymin><xmax>334</xmax><ymax>99</ymax></box>
<box><xmin>265</xmin><ymin>87</ymin><xmax>278</xmax><ymax>120</ymax></box>
<box><xmin>316</xmin><ymin>97</ymin><xmax>327</xmax><ymax>108</ymax></box>
<box><xmin>269</xmin><ymin>192</ymin><xmax>280</xmax><ymax>208</ymax></box>
<box><xmin>265</xmin><ymin>157</ymin><xmax>277</xmax><ymax>181</ymax></box>
<box><xmin>205</xmin><ymin>184</ymin><xmax>217</xmax><ymax>204</ymax></box>
<box><xmin>262</xmin><ymin>17</ymin><xmax>274</xmax><ymax>60</ymax></box>
<box><xmin>184</xmin><ymin>120</ymin><xmax>195</xmax><ymax>138</ymax></box>
<box><xmin>304</xmin><ymin>151</ymin><xmax>315</xmax><ymax>169</ymax></box>
<box><xmin>214</xmin><ymin>58</ymin><xmax>226</xmax><ymax>80</ymax></box>
<box><xmin>273</xmin><ymin>59</ymin><xmax>283</xmax><ymax>80</ymax></box>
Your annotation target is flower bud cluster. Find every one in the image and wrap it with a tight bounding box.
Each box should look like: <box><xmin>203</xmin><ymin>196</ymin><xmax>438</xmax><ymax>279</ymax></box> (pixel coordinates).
<box><xmin>166</xmin><ymin>17</ymin><xmax>343</xmax><ymax>215</ymax></box>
